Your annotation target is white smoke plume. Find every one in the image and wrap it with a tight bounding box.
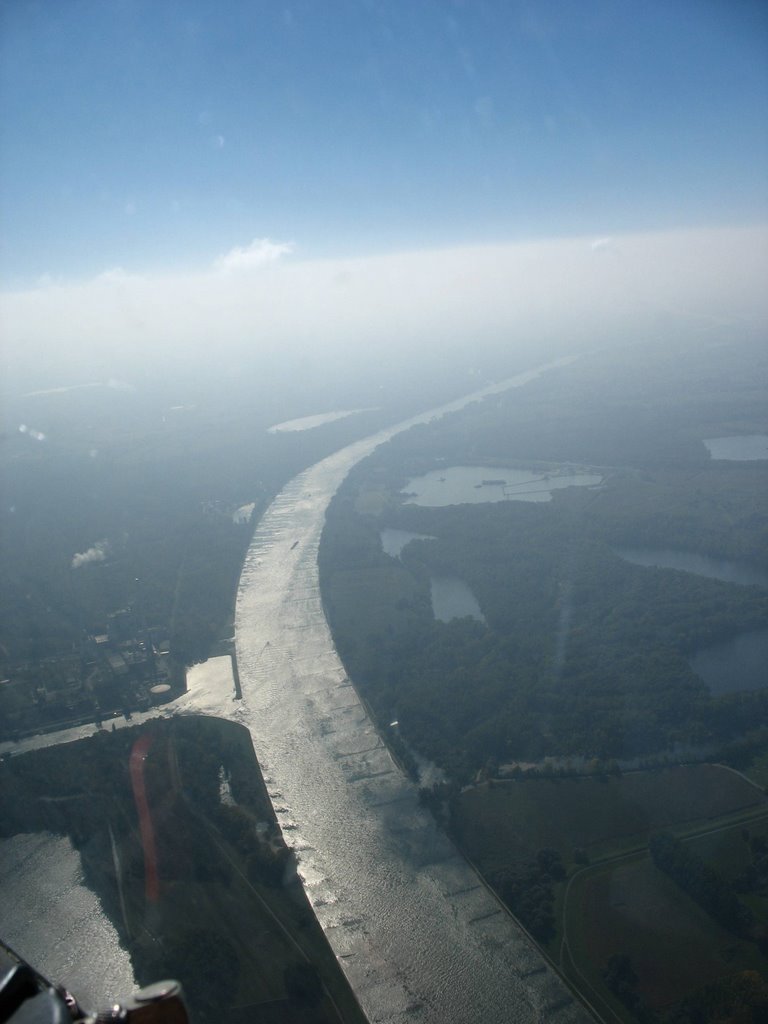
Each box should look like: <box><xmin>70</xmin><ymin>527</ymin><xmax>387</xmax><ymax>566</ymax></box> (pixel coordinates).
<box><xmin>72</xmin><ymin>540</ymin><xmax>109</xmax><ymax>569</ymax></box>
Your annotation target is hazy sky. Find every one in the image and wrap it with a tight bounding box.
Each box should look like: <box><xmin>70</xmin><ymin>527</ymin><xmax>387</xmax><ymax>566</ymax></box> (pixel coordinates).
<box><xmin>1</xmin><ymin>1</ymin><xmax>767</xmax><ymax>388</ymax></box>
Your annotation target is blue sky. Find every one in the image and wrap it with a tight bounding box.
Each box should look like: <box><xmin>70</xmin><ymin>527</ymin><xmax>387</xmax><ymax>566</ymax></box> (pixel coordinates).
<box><xmin>2</xmin><ymin>0</ymin><xmax>767</xmax><ymax>284</ymax></box>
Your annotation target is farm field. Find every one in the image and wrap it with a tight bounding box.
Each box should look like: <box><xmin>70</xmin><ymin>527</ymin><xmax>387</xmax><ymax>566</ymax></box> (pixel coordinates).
<box><xmin>450</xmin><ymin>764</ymin><xmax>768</xmax><ymax>1023</ymax></box>
<box><xmin>566</xmin><ymin>855</ymin><xmax>765</xmax><ymax>1013</ymax></box>
<box><xmin>452</xmin><ymin>765</ymin><xmax>768</xmax><ymax>870</ymax></box>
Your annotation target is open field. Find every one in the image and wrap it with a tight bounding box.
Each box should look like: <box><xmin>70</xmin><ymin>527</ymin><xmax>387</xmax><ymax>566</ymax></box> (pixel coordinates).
<box><xmin>566</xmin><ymin>854</ymin><xmax>766</xmax><ymax>1012</ymax></box>
<box><xmin>451</xmin><ymin>764</ymin><xmax>768</xmax><ymax>1022</ymax></box>
<box><xmin>742</xmin><ymin>749</ymin><xmax>768</xmax><ymax>789</ymax></box>
<box><xmin>452</xmin><ymin>765</ymin><xmax>768</xmax><ymax>870</ymax></box>
<box><xmin>689</xmin><ymin>819</ymin><xmax>768</xmax><ymax>883</ymax></box>
<box><xmin>687</xmin><ymin>820</ymin><xmax>768</xmax><ymax>932</ymax></box>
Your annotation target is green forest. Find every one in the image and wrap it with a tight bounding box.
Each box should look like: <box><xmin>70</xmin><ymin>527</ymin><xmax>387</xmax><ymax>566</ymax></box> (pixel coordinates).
<box><xmin>323</xmin><ymin>487</ymin><xmax>768</xmax><ymax>777</ymax></box>
<box><xmin>320</xmin><ymin>339</ymin><xmax>768</xmax><ymax>780</ymax></box>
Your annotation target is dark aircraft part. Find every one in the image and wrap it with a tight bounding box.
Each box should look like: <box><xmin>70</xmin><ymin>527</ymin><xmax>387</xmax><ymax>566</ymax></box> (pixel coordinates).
<box><xmin>0</xmin><ymin>942</ymin><xmax>187</xmax><ymax>1024</ymax></box>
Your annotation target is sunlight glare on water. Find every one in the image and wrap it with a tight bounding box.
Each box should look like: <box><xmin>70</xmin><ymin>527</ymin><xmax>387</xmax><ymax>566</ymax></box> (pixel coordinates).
<box><xmin>235</xmin><ymin>363</ymin><xmax>590</xmax><ymax>1024</ymax></box>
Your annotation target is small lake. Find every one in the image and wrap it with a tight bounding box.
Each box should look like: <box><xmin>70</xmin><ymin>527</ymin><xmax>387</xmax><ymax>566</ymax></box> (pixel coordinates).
<box><xmin>616</xmin><ymin>548</ymin><xmax>768</xmax><ymax>589</ymax></box>
<box><xmin>690</xmin><ymin>629</ymin><xmax>768</xmax><ymax>696</ymax></box>
<box><xmin>619</xmin><ymin>549</ymin><xmax>768</xmax><ymax>695</ymax></box>
<box><xmin>704</xmin><ymin>435</ymin><xmax>768</xmax><ymax>461</ymax></box>
<box><xmin>402</xmin><ymin>465</ymin><xmax>602</xmax><ymax>506</ymax></box>
<box><xmin>380</xmin><ymin>528</ymin><xmax>435</xmax><ymax>559</ymax></box>
<box><xmin>268</xmin><ymin>409</ymin><xmax>369</xmax><ymax>433</ymax></box>
<box><xmin>430</xmin><ymin>576</ymin><xmax>486</xmax><ymax>624</ymax></box>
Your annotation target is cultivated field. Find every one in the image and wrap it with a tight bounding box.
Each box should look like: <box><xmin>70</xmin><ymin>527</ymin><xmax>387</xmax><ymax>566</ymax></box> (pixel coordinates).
<box><xmin>452</xmin><ymin>765</ymin><xmax>767</xmax><ymax>870</ymax></box>
<box><xmin>451</xmin><ymin>764</ymin><xmax>768</xmax><ymax>1022</ymax></box>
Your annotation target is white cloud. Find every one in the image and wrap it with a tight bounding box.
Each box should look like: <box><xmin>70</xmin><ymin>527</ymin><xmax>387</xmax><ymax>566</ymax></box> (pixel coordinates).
<box><xmin>591</xmin><ymin>237</ymin><xmax>613</xmax><ymax>252</ymax></box>
<box><xmin>72</xmin><ymin>540</ymin><xmax>109</xmax><ymax>569</ymax></box>
<box><xmin>214</xmin><ymin>237</ymin><xmax>294</xmax><ymax>274</ymax></box>
<box><xmin>96</xmin><ymin>266</ymin><xmax>132</xmax><ymax>283</ymax></box>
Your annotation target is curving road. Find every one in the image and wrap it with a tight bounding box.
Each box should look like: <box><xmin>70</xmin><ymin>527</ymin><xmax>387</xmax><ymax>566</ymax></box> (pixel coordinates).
<box><xmin>234</xmin><ymin>362</ymin><xmax>591</xmax><ymax>1024</ymax></box>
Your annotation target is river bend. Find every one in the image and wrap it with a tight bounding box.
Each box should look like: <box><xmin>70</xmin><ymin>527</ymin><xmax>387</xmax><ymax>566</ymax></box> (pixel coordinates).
<box><xmin>234</xmin><ymin>364</ymin><xmax>589</xmax><ymax>1024</ymax></box>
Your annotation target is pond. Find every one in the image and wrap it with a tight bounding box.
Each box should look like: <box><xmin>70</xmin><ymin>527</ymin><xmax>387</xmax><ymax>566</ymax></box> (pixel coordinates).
<box><xmin>430</xmin><ymin>575</ymin><xmax>486</xmax><ymax>624</ymax></box>
<box><xmin>616</xmin><ymin>548</ymin><xmax>768</xmax><ymax>589</ymax></box>
<box><xmin>689</xmin><ymin>629</ymin><xmax>768</xmax><ymax>696</ymax></box>
<box><xmin>617</xmin><ymin>548</ymin><xmax>768</xmax><ymax>695</ymax></box>
<box><xmin>380</xmin><ymin>527</ymin><xmax>435</xmax><ymax>559</ymax></box>
<box><xmin>267</xmin><ymin>409</ymin><xmax>369</xmax><ymax>433</ymax></box>
<box><xmin>380</xmin><ymin>531</ymin><xmax>485</xmax><ymax>624</ymax></box>
<box><xmin>704</xmin><ymin>435</ymin><xmax>768</xmax><ymax>461</ymax></box>
<box><xmin>402</xmin><ymin>465</ymin><xmax>602</xmax><ymax>506</ymax></box>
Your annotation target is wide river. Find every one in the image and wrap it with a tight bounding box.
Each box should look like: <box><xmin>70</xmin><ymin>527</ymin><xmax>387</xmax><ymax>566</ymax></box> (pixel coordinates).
<box><xmin>235</xmin><ymin>361</ymin><xmax>589</xmax><ymax>1024</ymax></box>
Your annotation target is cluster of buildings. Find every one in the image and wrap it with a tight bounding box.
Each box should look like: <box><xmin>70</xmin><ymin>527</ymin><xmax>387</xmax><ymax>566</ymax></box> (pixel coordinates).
<box><xmin>0</xmin><ymin>612</ymin><xmax>175</xmax><ymax>742</ymax></box>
